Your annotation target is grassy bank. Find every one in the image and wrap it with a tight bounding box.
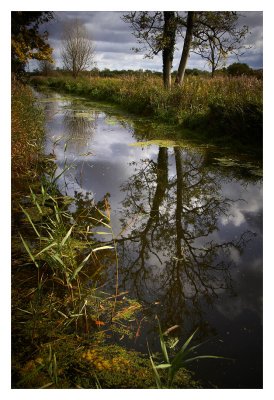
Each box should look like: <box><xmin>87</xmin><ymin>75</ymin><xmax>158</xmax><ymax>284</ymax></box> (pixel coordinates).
<box><xmin>11</xmin><ymin>77</ymin><xmax>203</xmax><ymax>388</ymax></box>
<box><xmin>31</xmin><ymin>74</ymin><xmax>263</xmax><ymax>151</ymax></box>
<box><xmin>12</xmin><ymin>77</ymin><xmax>45</xmax><ymax>196</ymax></box>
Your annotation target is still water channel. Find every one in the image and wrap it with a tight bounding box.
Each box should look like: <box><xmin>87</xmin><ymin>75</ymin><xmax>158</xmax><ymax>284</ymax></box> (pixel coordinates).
<box><xmin>36</xmin><ymin>90</ymin><xmax>262</xmax><ymax>389</ymax></box>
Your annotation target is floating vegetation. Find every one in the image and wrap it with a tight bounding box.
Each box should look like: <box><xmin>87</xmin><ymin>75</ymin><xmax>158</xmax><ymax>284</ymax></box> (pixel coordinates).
<box><xmin>81</xmin><ymin>348</ymin><xmax>131</xmax><ymax>371</ymax></box>
<box><xmin>105</xmin><ymin>117</ymin><xmax>117</xmax><ymax>126</ymax></box>
<box><xmin>128</xmin><ymin>139</ymin><xmax>183</xmax><ymax>148</ymax></box>
<box><xmin>38</xmin><ymin>96</ymin><xmax>72</xmax><ymax>103</ymax></box>
<box><xmin>213</xmin><ymin>157</ymin><xmax>263</xmax><ymax>176</ymax></box>
<box><xmin>79</xmin><ymin>151</ymin><xmax>94</xmax><ymax>157</ymax></box>
<box><xmin>74</xmin><ymin>111</ymin><xmax>95</xmax><ymax>120</ymax></box>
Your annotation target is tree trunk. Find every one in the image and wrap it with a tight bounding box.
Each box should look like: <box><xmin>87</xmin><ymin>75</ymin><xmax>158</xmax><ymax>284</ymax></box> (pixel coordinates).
<box><xmin>162</xmin><ymin>12</ymin><xmax>177</xmax><ymax>90</ymax></box>
<box><xmin>174</xmin><ymin>147</ymin><xmax>183</xmax><ymax>257</ymax></box>
<box><xmin>163</xmin><ymin>49</ymin><xmax>173</xmax><ymax>90</ymax></box>
<box><xmin>210</xmin><ymin>42</ymin><xmax>215</xmax><ymax>78</ymax></box>
<box><xmin>175</xmin><ymin>12</ymin><xmax>195</xmax><ymax>86</ymax></box>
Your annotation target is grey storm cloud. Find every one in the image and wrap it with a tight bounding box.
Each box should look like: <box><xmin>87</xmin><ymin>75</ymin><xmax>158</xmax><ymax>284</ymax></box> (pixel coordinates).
<box><xmin>40</xmin><ymin>11</ymin><xmax>263</xmax><ymax>71</ymax></box>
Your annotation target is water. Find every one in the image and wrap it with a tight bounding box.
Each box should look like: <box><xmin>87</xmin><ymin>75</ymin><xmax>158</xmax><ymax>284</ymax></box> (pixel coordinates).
<box><xmin>36</xmin><ymin>90</ymin><xmax>263</xmax><ymax>389</ymax></box>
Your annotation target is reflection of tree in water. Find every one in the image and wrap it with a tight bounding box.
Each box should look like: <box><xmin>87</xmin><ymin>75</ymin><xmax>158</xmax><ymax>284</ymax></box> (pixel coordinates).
<box><xmin>63</xmin><ymin>109</ymin><xmax>99</xmax><ymax>155</ymax></box>
<box><xmin>118</xmin><ymin>147</ymin><xmax>254</xmax><ymax>329</ymax></box>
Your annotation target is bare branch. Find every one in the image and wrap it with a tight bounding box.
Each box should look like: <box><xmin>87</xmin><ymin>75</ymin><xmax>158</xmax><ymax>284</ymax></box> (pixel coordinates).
<box><xmin>61</xmin><ymin>19</ymin><xmax>95</xmax><ymax>78</ymax></box>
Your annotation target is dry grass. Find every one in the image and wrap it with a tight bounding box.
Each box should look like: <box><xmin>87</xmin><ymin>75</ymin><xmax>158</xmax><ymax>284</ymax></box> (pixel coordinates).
<box><xmin>12</xmin><ymin>77</ymin><xmax>44</xmax><ymax>180</ymax></box>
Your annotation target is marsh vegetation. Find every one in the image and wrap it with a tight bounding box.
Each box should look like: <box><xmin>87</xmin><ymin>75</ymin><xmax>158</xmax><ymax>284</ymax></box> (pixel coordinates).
<box><xmin>31</xmin><ymin>73</ymin><xmax>262</xmax><ymax>154</ymax></box>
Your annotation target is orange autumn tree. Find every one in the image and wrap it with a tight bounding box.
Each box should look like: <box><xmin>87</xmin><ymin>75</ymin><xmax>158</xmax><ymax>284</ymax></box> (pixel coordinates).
<box><xmin>11</xmin><ymin>11</ymin><xmax>54</xmax><ymax>73</ymax></box>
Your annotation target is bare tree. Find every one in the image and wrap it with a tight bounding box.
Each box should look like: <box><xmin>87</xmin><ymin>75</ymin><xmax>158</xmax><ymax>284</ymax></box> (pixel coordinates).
<box><xmin>61</xmin><ymin>19</ymin><xmax>95</xmax><ymax>78</ymax></box>
<box><xmin>39</xmin><ymin>59</ymin><xmax>55</xmax><ymax>76</ymax></box>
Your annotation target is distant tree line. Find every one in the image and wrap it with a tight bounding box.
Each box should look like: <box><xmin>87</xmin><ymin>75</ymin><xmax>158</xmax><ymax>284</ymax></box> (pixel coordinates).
<box><xmin>30</xmin><ymin>63</ymin><xmax>262</xmax><ymax>80</ymax></box>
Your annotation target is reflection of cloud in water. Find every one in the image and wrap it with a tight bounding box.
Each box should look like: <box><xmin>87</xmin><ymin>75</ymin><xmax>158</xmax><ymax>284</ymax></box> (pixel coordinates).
<box><xmin>229</xmin><ymin>247</ymin><xmax>241</xmax><ymax>263</ymax></box>
<box><xmin>242</xmin><ymin>211</ymin><xmax>263</xmax><ymax>234</ymax></box>
<box><xmin>220</xmin><ymin>181</ymin><xmax>262</xmax><ymax>228</ymax></box>
<box><xmin>51</xmin><ymin>126</ymin><xmax>159</xmax><ymax>168</ymax></box>
<box><xmin>215</xmin><ymin>254</ymin><xmax>262</xmax><ymax>322</ymax></box>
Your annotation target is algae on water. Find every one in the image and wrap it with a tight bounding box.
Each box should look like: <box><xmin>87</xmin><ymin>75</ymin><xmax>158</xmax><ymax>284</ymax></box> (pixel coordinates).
<box><xmin>74</xmin><ymin>112</ymin><xmax>95</xmax><ymax>121</ymax></box>
<box><xmin>128</xmin><ymin>140</ymin><xmax>183</xmax><ymax>148</ymax></box>
<box><xmin>213</xmin><ymin>157</ymin><xmax>263</xmax><ymax>176</ymax></box>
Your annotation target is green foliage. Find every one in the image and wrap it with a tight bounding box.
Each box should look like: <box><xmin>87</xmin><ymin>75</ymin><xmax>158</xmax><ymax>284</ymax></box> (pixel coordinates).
<box><xmin>12</xmin><ymin>175</ymin><xmax>200</xmax><ymax>388</ymax></box>
<box><xmin>149</xmin><ymin>317</ymin><xmax>224</xmax><ymax>388</ymax></box>
<box><xmin>191</xmin><ymin>12</ymin><xmax>249</xmax><ymax>76</ymax></box>
<box><xmin>11</xmin><ymin>12</ymin><xmax>54</xmax><ymax>73</ymax></box>
<box><xmin>12</xmin><ymin>166</ymin><xmax>164</xmax><ymax>388</ymax></box>
<box><xmin>227</xmin><ymin>62</ymin><xmax>253</xmax><ymax>76</ymax></box>
<box><xmin>18</xmin><ymin>182</ymin><xmax>116</xmax><ymax>288</ymax></box>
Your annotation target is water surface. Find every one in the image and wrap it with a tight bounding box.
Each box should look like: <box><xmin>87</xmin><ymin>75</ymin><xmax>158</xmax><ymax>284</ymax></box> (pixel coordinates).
<box><xmin>37</xmin><ymin>90</ymin><xmax>263</xmax><ymax>389</ymax></box>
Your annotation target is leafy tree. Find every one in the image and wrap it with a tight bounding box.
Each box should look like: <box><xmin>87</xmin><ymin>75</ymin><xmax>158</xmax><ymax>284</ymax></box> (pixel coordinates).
<box><xmin>11</xmin><ymin>11</ymin><xmax>54</xmax><ymax>73</ymax></box>
<box><xmin>192</xmin><ymin>12</ymin><xmax>249</xmax><ymax>77</ymax></box>
<box><xmin>227</xmin><ymin>62</ymin><xmax>252</xmax><ymax>76</ymax></box>
<box><xmin>123</xmin><ymin>11</ymin><xmax>249</xmax><ymax>86</ymax></box>
<box><xmin>61</xmin><ymin>19</ymin><xmax>95</xmax><ymax>78</ymax></box>
<box><xmin>122</xmin><ymin>11</ymin><xmax>200</xmax><ymax>88</ymax></box>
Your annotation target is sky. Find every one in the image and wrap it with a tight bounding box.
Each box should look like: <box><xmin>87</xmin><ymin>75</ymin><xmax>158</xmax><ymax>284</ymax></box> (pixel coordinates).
<box><xmin>36</xmin><ymin>11</ymin><xmax>263</xmax><ymax>72</ymax></box>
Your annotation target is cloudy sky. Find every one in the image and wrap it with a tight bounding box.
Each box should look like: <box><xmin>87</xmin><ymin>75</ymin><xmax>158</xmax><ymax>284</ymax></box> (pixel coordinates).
<box><xmin>38</xmin><ymin>11</ymin><xmax>263</xmax><ymax>72</ymax></box>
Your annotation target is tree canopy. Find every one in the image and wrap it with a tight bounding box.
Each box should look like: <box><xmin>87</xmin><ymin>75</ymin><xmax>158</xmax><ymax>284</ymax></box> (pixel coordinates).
<box><xmin>11</xmin><ymin>11</ymin><xmax>54</xmax><ymax>73</ymax></box>
<box><xmin>123</xmin><ymin>11</ymin><xmax>249</xmax><ymax>87</ymax></box>
<box><xmin>227</xmin><ymin>62</ymin><xmax>252</xmax><ymax>76</ymax></box>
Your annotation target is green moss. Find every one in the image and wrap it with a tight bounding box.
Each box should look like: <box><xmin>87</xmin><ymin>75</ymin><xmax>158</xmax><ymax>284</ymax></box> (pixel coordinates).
<box><xmin>13</xmin><ymin>329</ymin><xmax>200</xmax><ymax>389</ymax></box>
